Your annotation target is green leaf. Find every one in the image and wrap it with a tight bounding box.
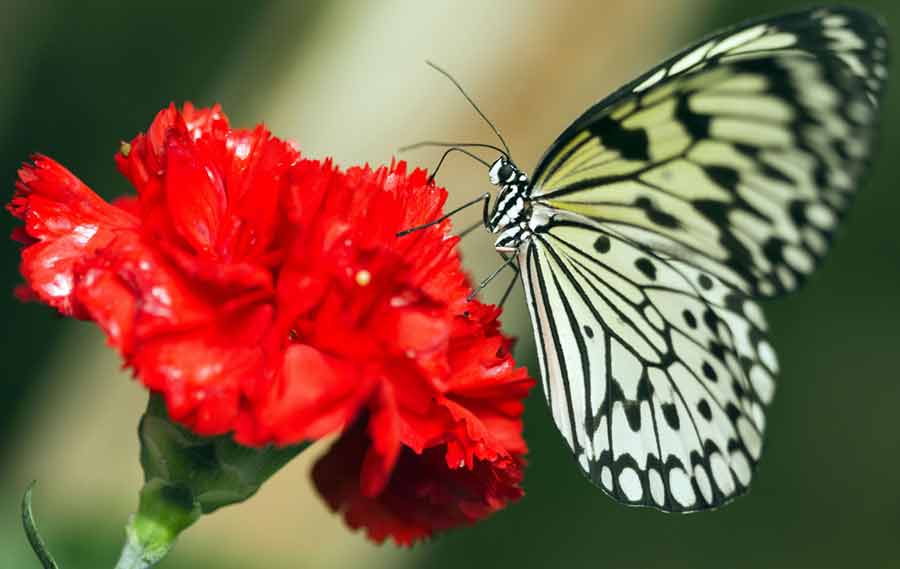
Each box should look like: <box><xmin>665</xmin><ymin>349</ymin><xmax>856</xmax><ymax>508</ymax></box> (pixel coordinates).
<box><xmin>21</xmin><ymin>481</ymin><xmax>61</xmax><ymax>569</ymax></box>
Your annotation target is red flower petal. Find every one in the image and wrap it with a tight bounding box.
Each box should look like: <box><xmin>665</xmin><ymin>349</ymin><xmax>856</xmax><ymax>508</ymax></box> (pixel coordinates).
<box><xmin>162</xmin><ymin>133</ymin><xmax>226</xmax><ymax>255</ymax></box>
<box><xmin>8</xmin><ymin>155</ymin><xmax>139</xmax><ymax>316</ymax></box>
<box><xmin>243</xmin><ymin>344</ymin><xmax>376</xmax><ymax>445</ymax></box>
<box><xmin>361</xmin><ymin>382</ymin><xmax>401</xmax><ymax>498</ymax></box>
<box><xmin>133</xmin><ymin>313</ymin><xmax>270</xmax><ymax>435</ymax></box>
<box><xmin>313</xmin><ymin>418</ymin><xmax>525</xmax><ymax>546</ymax></box>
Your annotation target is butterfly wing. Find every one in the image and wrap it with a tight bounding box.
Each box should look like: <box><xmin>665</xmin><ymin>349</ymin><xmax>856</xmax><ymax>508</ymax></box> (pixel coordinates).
<box><xmin>531</xmin><ymin>6</ymin><xmax>888</xmax><ymax>297</ymax></box>
<box><xmin>520</xmin><ymin>209</ymin><xmax>774</xmax><ymax>510</ymax></box>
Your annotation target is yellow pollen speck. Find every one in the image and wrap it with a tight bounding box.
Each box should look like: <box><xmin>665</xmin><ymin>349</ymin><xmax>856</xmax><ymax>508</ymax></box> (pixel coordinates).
<box><xmin>355</xmin><ymin>270</ymin><xmax>371</xmax><ymax>286</ymax></box>
<box><xmin>119</xmin><ymin>141</ymin><xmax>131</xmax><ymax>157</ymax></box>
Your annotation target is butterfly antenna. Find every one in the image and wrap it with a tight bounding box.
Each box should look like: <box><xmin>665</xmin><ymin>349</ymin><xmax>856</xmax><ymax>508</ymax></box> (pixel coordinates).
<box><xmin>399</xmin><ymin>141</ymin><xmax>509</xmax><ymax>157</ymax></box>
<box><xmin>426</xmin><ymin>60</ymin><xmax>512</xmax><ymax>159</ymax></box>
<box><xmin>425</xmin><ymin>147</ymin><xmax>490</xmax><ymax>183</ymax></box>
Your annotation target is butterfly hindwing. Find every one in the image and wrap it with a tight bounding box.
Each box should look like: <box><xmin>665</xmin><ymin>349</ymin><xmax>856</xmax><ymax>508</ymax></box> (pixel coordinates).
<box><xmin>520</xmin><ymin>209</ymin><xmax>775</xmax><ymax>511</ymax></box>
<box><xmin>530</xmin><ymin>6</ymin><xmax>887</xmax><ymax>298</ymax></box>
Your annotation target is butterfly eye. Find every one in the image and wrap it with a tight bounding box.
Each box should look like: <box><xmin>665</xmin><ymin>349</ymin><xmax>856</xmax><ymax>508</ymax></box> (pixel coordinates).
<box><xmin>498</xmin><ymin>163</ymin><xmax>515</xmax><ymax>183</ymax></box>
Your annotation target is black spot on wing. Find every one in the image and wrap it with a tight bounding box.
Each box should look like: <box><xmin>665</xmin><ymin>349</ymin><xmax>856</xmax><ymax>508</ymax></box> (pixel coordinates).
<box><xmin>637</xmin><ymin>375</ymin><xmax>654</xmax><ymax>400</ymax></box>
<box><xmin>709</xmin><ymin>341</ymin><xmax>727</xmax><ymax>363</ymax></box>
<box><xmin>635</xmin><ymin>257</ymin><xmax>658</xmax><ymax>280</ymax></box>
<box><xmin>703</xmin><ymin>309</ymin><xmax>719</xmax><ymax>335</ymax></box>
<box><xmin>705</xmin><ymin>165</ymin><xmax>739</xmax><ymax>191</ymax></box>
<box><xmin>697</xmin><ymin>399</ymin><xmax>713</xmax><ymax>421</ymax></box>
<box><xmin>759</xmin><ymin>161</ymin><xmax>794</xmax><ymax>185</ymax></box>
<box><xmin>724</xmin><ymin>402</ymin><xmax>742</xmax><ymax>424</ymax></box>
<box><xmin>661</xmin><ymin>403</ymin><xmax>680</xmax><ymax>430</ymax></box>
<box><xmin>625</xmin><ymin>401</ymin><xmax>642</xmax><ymax>431</ymax></box>
<box><xmin>702</xmin><ymin>361</ymin><xmax>718</xmax><ymax>382</ymax></box>
<box><xmin>762</xmin><ymin>237</ymin><xmax>786</xmax><ymax>266</ymax></box>
<box><xmin>732</xmin><ymin>379</ymin><xmax>746</xmax><ymax>400</ymax></box>
<box><xmin>589</xmin><ymin>115</ymin><xmax>650</xmax><ymax>161</ymax></box>
<box><xmin>594</xmin><ymin>235</ymin><xmax>611</xmax><ymax>253</ymax></box>
<box><xmin>635</xmin><ymin>197</ymin><xmax>681</xmax><ymax>229</ymax></box>
<box><xmin>676</xmin><ymin>95</ymin><xmax>710</xmax><ymax>139</ymax></box>
<box><xmin>789</xmin><ymin>200</ymin><xmax>809</xmax><ymax>226</ymax></box>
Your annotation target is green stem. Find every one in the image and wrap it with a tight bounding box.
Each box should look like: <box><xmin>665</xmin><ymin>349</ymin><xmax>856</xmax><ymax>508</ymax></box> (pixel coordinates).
<box><xmin>114</xmin><ymin>532</ymin><xmax>151</xmax><ymax>569</ymax></box>
<box><xmin>113</xmin><ymin>480</ymin><xmax>201</xmax><ymax>569</ymax></box>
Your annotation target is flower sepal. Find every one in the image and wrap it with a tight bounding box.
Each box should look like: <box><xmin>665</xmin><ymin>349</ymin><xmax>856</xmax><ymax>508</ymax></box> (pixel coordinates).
<box><xmin>116</xmin><ymin>394</ymin><xmax>309</xmax><ymax>567</ymax></box>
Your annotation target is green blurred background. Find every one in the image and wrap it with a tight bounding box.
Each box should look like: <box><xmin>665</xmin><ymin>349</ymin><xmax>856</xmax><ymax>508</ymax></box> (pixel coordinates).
<box><xmin>2</xmin><ymin>1</ymin><xmax>898</xmax><ymax>568</ymax></box>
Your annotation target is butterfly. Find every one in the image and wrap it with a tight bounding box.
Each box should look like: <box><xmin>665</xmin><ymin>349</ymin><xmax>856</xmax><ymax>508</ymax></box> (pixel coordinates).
<box><xmin>402</xmin><ymin>6</ymin><xmax>888</xmax><ymax>512</ymax></box>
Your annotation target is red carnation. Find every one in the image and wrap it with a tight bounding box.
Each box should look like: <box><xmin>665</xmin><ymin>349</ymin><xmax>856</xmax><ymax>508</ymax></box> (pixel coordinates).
<box><xmin>8</xmin><ymin>103</ymin><xmax>534</xmax><ymax>545</ymax></box>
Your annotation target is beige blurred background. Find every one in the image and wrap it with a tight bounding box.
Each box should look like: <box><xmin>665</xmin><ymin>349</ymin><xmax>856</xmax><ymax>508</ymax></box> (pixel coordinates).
<box><xmin>5</xmin><ymin>1</ymin><xmax>900</xmax><ymax>568</ymax></box>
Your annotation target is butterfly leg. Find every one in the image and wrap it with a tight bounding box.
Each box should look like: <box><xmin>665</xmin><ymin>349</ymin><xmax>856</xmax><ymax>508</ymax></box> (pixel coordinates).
<box><xmin>497</xmin><ymin>262</ymin><xmax>520</xmax><ymax>308</ymax></box>
<box><xmin>396</xmin><ymin>192</ymin><xmax>490</xmax><ymax>237</ymax></box>
<box><xmin>467</xmin><ymin>252</ymin><xmax>518</xmax><ymax>302</ymax></box>
<box><xmin>456</xmin><ymin>191</ymin><xmax>498</xmax><ymax>239</ymax></box>
<box><xmin>457</xmin><ymin>219</ymin><xmax>483</xmax><ymax>240</ymax></box>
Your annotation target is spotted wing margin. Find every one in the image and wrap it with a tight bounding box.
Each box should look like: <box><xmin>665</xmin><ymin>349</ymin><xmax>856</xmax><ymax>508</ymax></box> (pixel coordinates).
<box><xmin>519</xmin><ymin>210</ymin><xmax>776</xmax><ymax>511</ymax></box>
<box><xmin>530</xmin><ymin>6</ymin><xmax>888</xmax><ymax>298</ymax></box>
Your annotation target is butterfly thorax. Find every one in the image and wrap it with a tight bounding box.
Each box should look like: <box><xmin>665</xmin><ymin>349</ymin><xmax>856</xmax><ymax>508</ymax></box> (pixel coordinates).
<box><xmin>487</xmin><ymin>157</ymin><xmax>534</xmax><ymax>252</ymax></box>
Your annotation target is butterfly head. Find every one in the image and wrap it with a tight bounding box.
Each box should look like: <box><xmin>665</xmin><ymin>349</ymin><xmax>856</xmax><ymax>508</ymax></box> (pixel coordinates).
<box><xmin>488</xmin><ymin>156</ymin><xmax>519</xmax><ymax>185</ymax></box>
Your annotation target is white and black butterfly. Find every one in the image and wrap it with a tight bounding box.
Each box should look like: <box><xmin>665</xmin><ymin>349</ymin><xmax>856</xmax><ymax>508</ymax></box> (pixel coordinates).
<box><xmin>404</xmin><ymin>6</ymin><xmax>888</xmax><ymax>511</ymax></box>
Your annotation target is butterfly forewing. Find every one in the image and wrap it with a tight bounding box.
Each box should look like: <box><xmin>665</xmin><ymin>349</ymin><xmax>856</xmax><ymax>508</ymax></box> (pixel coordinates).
<box><xmin>520</xmin><ymin>210</ymin><xmax>775</xmax><ymax>510</ymax></box>
<box><xmin>530</xmin><ymin>7</ymin><xmax>887</xmax><ymax>298</ymax></box>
